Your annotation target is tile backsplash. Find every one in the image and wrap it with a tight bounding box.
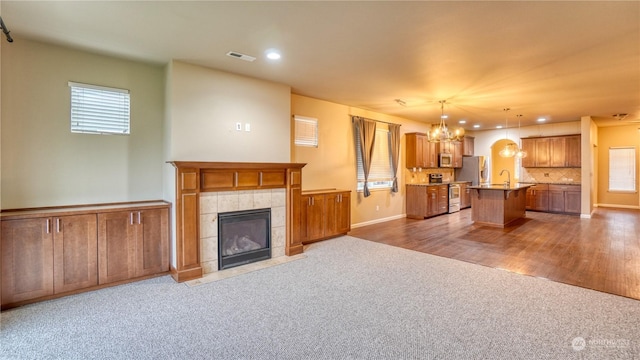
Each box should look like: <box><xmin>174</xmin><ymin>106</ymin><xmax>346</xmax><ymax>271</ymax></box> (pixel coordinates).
<box><xmin>520</xmin><ymin>167</ymin><xmax>581</xmax><ymax>184</ymax></box>
<box><xmin>405</xmin><ymin>168</ymin><xmax>455</xmax><ymax>183</ymax></box>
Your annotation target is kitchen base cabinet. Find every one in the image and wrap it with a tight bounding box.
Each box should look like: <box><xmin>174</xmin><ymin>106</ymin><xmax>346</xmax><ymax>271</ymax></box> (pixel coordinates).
<box><xmin>300</xmin><ymin>190</ymin><xmax>351</xmax><ymax>244</ymax></box>
<box><xmin>406</xmin><ymin>184</ymin><xmax>449</xmax><ymax>219</ymax></box>
<box><xmin>525</xmin><ymin>184</ymin><xmax>549</xmax><ymax>212</ymax></box>
<box><xmin>549</xmin><ymin>184</ymin><xmax>581</xmax><ymax>214</ymax></box>
<box><xmin>460</xmin><ymin>182</ymin><xmax>472</xmax><ymax>209</ymax></box>
<box><xmin>1</xmin><ymin>201</ymin><xmax>170</xmax><ymax>310</ymax></box>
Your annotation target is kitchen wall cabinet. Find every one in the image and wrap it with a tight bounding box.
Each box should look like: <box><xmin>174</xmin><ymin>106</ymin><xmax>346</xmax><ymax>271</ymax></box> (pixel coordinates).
<box><xmin>98</xmin><ymin>208</ymin><xmax>169</xmax><ymax>284</ymax></box>
<box><xmin>521</xmin><ymin>135</ymin><xmax>581</xmax><ymax>168</ymax></box>
<box><xmin>549</xmin><ymin>184</ymin><xmax>581</xmax><ymax>214</ymax></box>
<box><xmin>462</xmin><ymin>136</ymin><xmax>475</xmax><ymax>156</ymax></box>
<box><xmin>300</xmin><ymin>190</ymin><xmax>351</xmax><ymax>244</ymax></box>
<box><xmin>406</xmin><ymin>184</ymin><xmax>449</xmax><ymax>219</ymax></box>
<box><xmin>406</xmin><ymin>133</ymin><xmax>437</xmax><ymax>168</ymax></box>
<box><xmin>525</xmin><ymin>184</ymin><xmax>549</xmax><ymax>211</ymax></box>
<box><xmin>1</xmin><ymin>201</ymin><xmax>170</xmax><ymax>309</ymax></box>
<box><xmin>437</xmin><ymin>140</ymin><xmax>462</xmax><ymax>168</ymax></box>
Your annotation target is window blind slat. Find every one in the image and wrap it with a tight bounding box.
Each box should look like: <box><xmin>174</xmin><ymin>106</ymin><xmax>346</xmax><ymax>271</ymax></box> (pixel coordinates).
<box><xmin>294</xmin><ymin>115</ymin><xmax>318</xmax><ymax>147</ymax></box>
<box><xmin>69</xmin><ymin>82</ymin><xmax>130</xmax><ymax>135</ymax></box>
<box><xmin>609</xmin><ymin>147</ymin><xmax>636</xmax><ymax>192</ymax></box>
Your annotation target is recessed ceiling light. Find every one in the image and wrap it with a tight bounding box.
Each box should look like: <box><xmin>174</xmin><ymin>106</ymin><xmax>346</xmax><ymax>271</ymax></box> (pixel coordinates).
<box><xmin>473</xmin><ymin>124</ymin><xmax>480</xmax><ymax>128</ymax></box>
<box><xmin>496</xmin><ymin>125</ymin><xmax>503</xmax><ymax>129</ymax></box>
<box><xmin>459</xmin><ymin>120</ymin><xmax>466</xmax><ymax>124</ymax></box>
<box><xmin>265</xmin><ymin>49</ymin><xmax>281</xmax><ymax>60</ymax></box>
<box><xmin>537</xmin><ymin>117</ymin><xmax>546</xmax><ymax>122</ymax></box>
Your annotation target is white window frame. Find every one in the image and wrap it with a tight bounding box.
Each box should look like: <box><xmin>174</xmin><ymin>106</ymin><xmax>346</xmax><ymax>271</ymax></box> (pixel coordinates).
<box><xmin>608</xmin><ymin>147</ymin><xmax>636</xmax><ymax>193</ymax></box>
<box><xmin>356</xmin><ymin>128</ymin><xmax>394</xmax><ymax>191</ymax></box>
<box><xmin>69</xmin><ymin>81</ymin><xmax>131</xmax><ymax>135</ymax></box>
<box><xmin>294</xmin><ymin>115</ymin><xmax>318</xmax><ymax>147</ymax></box>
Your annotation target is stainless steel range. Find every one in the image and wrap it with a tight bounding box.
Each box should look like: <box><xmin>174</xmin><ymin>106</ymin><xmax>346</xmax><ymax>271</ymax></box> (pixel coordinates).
<box><xmin>448</xmin><ymin>183</ymin><xmax>461</xmax><ymax>213</ymax></box>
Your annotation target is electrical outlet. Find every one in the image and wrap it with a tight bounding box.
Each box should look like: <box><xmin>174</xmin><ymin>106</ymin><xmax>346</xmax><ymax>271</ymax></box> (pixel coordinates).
<box><xmin>235</xmin><ymin>122</ymin><xmax>242</xmax><ymax>131</ymax></box>
<box><xmin>544</xmin><ymin>173</ymin><xmax>550</xmax><ymax>177</ymax></box>
<box><xmin>376</xmin><ymin>205</ymin><xmax>380</xmax><ymax>211</ymax></box>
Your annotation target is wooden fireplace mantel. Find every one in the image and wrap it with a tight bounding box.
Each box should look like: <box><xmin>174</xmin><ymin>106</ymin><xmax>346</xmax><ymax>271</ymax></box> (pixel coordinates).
<box><xmin>168</xmin><ymin>161</ymin><xmax>306</xmax><ymax>282</ymax></box>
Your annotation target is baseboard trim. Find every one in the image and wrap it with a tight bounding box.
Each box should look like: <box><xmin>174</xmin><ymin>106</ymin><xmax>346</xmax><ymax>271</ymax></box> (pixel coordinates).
<box><xmin>351</xmin><ymin>214</ymin><xmax>406</xmax><ymax>229</ymax></box>
<box><xmin>596</xmin><ymin>203</ymin><xmax>640</xmax><ymax>210</ymax></box>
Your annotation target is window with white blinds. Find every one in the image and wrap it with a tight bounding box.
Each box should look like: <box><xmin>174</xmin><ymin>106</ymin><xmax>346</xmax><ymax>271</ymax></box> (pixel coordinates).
<box><xmin>69</xmin><ymin>82</ymin><xmax>130</xmax><ymax>135</ymax></box>
<box><xmin>356</xmin><ymin>128</ymin><xmax>393</xmax><ymax>191</ymax></box>
<box><xmin>609</xmin><ymin>147</ymin><xmax>636</xmax><ymax>192</ymax></box>
<box><xmin>294</xmin><ymin>115</ymin><xmax>318</xmax><ymax>147</ymax></box>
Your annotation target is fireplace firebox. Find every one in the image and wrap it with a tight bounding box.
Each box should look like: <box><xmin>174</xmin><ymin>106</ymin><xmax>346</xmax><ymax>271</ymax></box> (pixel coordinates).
<box><xmin>218</xmin><ymin>208</ymin><xmax>271</xmax><ymax>270</ymax></box>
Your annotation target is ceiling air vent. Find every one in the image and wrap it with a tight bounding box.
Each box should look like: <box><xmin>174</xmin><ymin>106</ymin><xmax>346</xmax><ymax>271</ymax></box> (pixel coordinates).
<box><xmin>226</xmin><ymin>51</ymin><xmax>256</xmax><ymax>62</ymax></box>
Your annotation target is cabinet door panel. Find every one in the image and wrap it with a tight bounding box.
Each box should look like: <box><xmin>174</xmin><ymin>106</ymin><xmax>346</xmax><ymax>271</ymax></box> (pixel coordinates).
<box><xmin>1</xmin><ymin>218</ymin><xmax>54</xmax><ymax>304</ymax></box>
<box><xmin>550</xmin><ymin>137</ymin><xmax>566</xmax><ymax>167</ymax></box>
<box><xmin>301</xmin><ymin>194</ymin><xmax>325</xmax><ymax>242</ymax></box>
<box><xmin>53</xmin><ymin>214</ymin><xmax>98</xmax><ymax>293</ymax></box>
<box><xmin>548</xmin><ymin>191</ymin><xmax>565</xmax><ymax>212</ymax></box>
<box><xmin>98</xmin><ymin>212</ymin><xmax>136</xmax><ymax>284</ymax></box>
<box><xmin>137</xmin><ymin>208</ymin><xmax>170</xmax><ymax>277</ymax></box>
<box><xmin>565</xmin><ymin>191</ymin><xmax>582</xmax><ymax>214</ymax></box>
<box><xmin>535</xmin><ymin>138</ymin><xmax>550</xmax><ymax>167</ymax></box>
<box><xmin>521</xmin><ymin>139</ymin><xmax>536</xmax><ymax>168</ymax></box>
<box><xmin>566</xmin><ymin>135</ymin><xmax>581</xmax><ymax>167</ymax></box>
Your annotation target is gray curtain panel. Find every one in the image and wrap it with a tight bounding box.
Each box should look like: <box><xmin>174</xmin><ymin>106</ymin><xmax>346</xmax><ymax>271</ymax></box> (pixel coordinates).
<box><xmin>389</xmin><ymin>123</ymin><xmax>401</xmax><ymax>193</ymax></box>
<box><xmin>353</xmin><ymin>117</ymin><xmax>377</xmax><ymax>197</ymax></box>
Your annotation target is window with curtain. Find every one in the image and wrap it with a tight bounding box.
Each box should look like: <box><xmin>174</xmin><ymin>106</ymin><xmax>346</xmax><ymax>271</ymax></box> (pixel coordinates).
<box><xmin>294</xmin><ymin>115</ymin><xmax>318</xmax><ymax>147</ymax></box>
<box><xmin>69</xmin><ymin>82</ymin><xmax>130</xmax><ymax>135</ymax></box>
<box><xmin>356</xmin><ymin>128</ymin><xmax>393</xmax><ymax>191</ymax></box>
<box><xmin>608</xmin><ymin>147</ymin><xmax>636</xmax><ymax>192</ymax></box>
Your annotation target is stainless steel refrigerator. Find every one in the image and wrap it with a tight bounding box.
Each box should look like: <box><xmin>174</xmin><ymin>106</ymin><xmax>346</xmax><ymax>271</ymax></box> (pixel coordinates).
<box><xmin>454</xmin><ymin>156</ymin><xmax>489</xmax><ymax>186</ymax></box>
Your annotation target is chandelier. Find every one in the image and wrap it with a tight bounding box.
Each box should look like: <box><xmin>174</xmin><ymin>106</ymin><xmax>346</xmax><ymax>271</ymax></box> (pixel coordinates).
<box><xmin>428</xmin><ymin>100</ymin><xmax>464</xmax><ymax>143</ymax></box>
<box><xmin>499</xmin><ymin>108</ymin><xmax>518</xmax><ymax>158</ymax></box>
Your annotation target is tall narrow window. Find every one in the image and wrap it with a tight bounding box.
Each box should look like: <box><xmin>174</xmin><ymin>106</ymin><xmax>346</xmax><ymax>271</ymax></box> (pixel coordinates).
<box><xmin>609</xmin><ymin>147</ymin><xmax>636</xmax><ymax>192</ymax></box>
<box><xmin>294</xmin><ymin>115</ymin><xmax>318</xmax><ymax>147</ymax></box>
<box><xmin>69</xmin><ymin>82</ymin><xmax>130</xmax><ymax>135</ymax></box>
<box><xmin>356</xmin><ymin>128</ymin><xmax>393</xmax><ymax>191</ymax></box>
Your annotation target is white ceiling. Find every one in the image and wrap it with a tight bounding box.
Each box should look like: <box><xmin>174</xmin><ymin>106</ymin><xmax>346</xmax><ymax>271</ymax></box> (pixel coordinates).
<box><xmin>2</xmin><ymin>1</ymin><xmax>639</xmax><ymax>130</ymax></box>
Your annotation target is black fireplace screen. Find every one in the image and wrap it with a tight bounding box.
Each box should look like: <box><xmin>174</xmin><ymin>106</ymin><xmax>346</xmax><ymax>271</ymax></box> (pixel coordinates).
<box><xmin>218</xmin><ymin>208</ymin><xmax>271</xmax><ymax>270</ymax></box>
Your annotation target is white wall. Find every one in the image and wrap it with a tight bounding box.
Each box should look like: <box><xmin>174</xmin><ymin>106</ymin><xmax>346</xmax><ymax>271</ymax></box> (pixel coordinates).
<box><xmin>1</xmin><ymin>39</ymin><xmax>165</xmax><ymax>209</ymax></box>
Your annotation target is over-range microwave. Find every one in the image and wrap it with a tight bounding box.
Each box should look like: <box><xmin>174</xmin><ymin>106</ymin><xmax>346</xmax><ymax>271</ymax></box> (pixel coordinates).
<box><xmin>439</xmin><ymin>153</ymin><xmax>453</xmax><ymax>168</ymax></box>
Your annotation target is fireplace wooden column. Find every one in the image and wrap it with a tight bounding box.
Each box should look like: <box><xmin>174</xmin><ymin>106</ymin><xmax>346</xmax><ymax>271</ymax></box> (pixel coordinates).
<box><xmin>168</xmin><ymin>161</ymin><xmax>306</xmax><ymax>282</ymax></box>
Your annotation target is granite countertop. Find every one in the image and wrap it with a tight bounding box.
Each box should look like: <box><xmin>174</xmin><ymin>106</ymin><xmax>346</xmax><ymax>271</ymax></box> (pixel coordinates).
<box><xmin>468</xmin><ymin>184</ymin><xmax>533</xmax><ymax>191</ymax></box>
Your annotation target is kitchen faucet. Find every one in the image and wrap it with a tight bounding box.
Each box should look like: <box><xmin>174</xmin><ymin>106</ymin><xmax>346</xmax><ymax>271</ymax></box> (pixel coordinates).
<box><xmin>500</xmin><ymin>169</ymin><xmax>511</xmax><ymax>188</ymax></box>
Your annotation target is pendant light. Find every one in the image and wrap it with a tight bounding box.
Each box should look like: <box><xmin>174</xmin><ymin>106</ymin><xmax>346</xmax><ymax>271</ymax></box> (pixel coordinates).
<box><xmin>428</xmin><ymin>100</ymin><xmax>465</xmax><ymax>143</ymax></box>
<box><xmin>514</xmin><ymin>114</ymin><xmax>528</xmax><ymax>159</ymax></box>
<box><xmin>499</xmin><ymin>108</ymin><xmax>517</xmax><ymax>158</ymax></box>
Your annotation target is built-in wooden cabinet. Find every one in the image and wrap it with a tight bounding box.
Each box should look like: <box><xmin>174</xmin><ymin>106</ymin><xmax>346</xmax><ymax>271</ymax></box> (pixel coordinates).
<box><xmin>460</xmin><ymin>182</ymin><xmax>472</xmax><ymax>209</ymax></box>
<box><xmin>462</xmin><ymin>136</ymin><xmax>475</xmax><ymax>156</ymax></box>
<box><xmin>548</xmin><ymin>184</ymin><xmax>581</xmax><ymax>214</ymax></box>
<box><xmin>525</xmin><ymin>183</ymin><xmax>580</xmax><ymax>214</ymax></box>
<box><xmin>525</xmin><ymin>184</ymin><xmax>549</xmax><ymax>211</ymax></box>
<box><xmin>406</xmin><ymin>184</ymin><xmax>449</xmax><ymax>219</ymax></box>
<box><xmin>97</xmin><ymin>208</ymin><xmax>169</xmax><ymax>285</ymax></box>
<box><xmin>437</xmin><ymin>140</ymin><xmax>462</xmax><ymax>168</ymax></box>
<box><xmin>406</xmin><ymin>132</ymin><xmax>437</xmax><ymax>168</ymax></box>
<box><xmin>300</xmin><ymin>189</ymin><xmax>351</xmax><ymax>244</ymax></box>
<box><xmin>521</xmin><ymin>135</ymin><xmax>581</xmax><ymax>168</ymax></box>
<box><xmin>1</xmin><ymin>202</ymin><xmax>170</xmax><ymax>309</ymax></box>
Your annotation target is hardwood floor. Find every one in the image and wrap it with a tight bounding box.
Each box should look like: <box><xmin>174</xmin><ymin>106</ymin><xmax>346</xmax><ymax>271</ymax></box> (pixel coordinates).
<box><xmin>348</xmin><ymin>207</ymin><xmax>640</xmax><ymax>301</ymax></box>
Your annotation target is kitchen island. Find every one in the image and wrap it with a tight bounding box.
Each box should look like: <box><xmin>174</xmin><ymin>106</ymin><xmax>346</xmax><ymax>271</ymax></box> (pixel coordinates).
<box><xmin>468</xmin><ymin>184</ymin><xmax>533</xmax><ymax>227</ymax></box>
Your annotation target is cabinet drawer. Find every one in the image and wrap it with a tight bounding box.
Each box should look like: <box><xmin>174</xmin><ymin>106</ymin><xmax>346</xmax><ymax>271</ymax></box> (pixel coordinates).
<box><xmin>549</xmin><ymin>184</ymin><xmax>580</xmax><ymax>192</ymax></box>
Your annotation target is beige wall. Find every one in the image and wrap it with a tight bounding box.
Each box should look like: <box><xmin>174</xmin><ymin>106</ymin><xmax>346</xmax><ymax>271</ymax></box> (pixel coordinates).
<box><xmin>291</xmin><ymin>94</ymin><xmax>430</xmax><ymax>227</ymax></box>
<box><xmin>164</xmin><ymin>61</ymin><xmax>292</xmax><ymax>266</ymax></box>
<box><xmin>1</xmin><ymin>39</ymin><xmax>165</xmax><ymax>209</ymax></box>
<box><xmin>596</xmin><ymin>124</ymin><xmax>640</xmax><ymax>208</ymax></box>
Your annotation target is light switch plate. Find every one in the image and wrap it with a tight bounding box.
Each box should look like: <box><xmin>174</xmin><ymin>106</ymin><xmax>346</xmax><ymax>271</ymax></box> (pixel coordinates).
<box><xmin>245</xmin><ymin>123</ymin><xmax>251</xmax><ymax>132</ymax></box>
<box><xmin>235</xmin><ymin>122</ymin><xmax>242</xmax><ymax>131</ymax></box>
